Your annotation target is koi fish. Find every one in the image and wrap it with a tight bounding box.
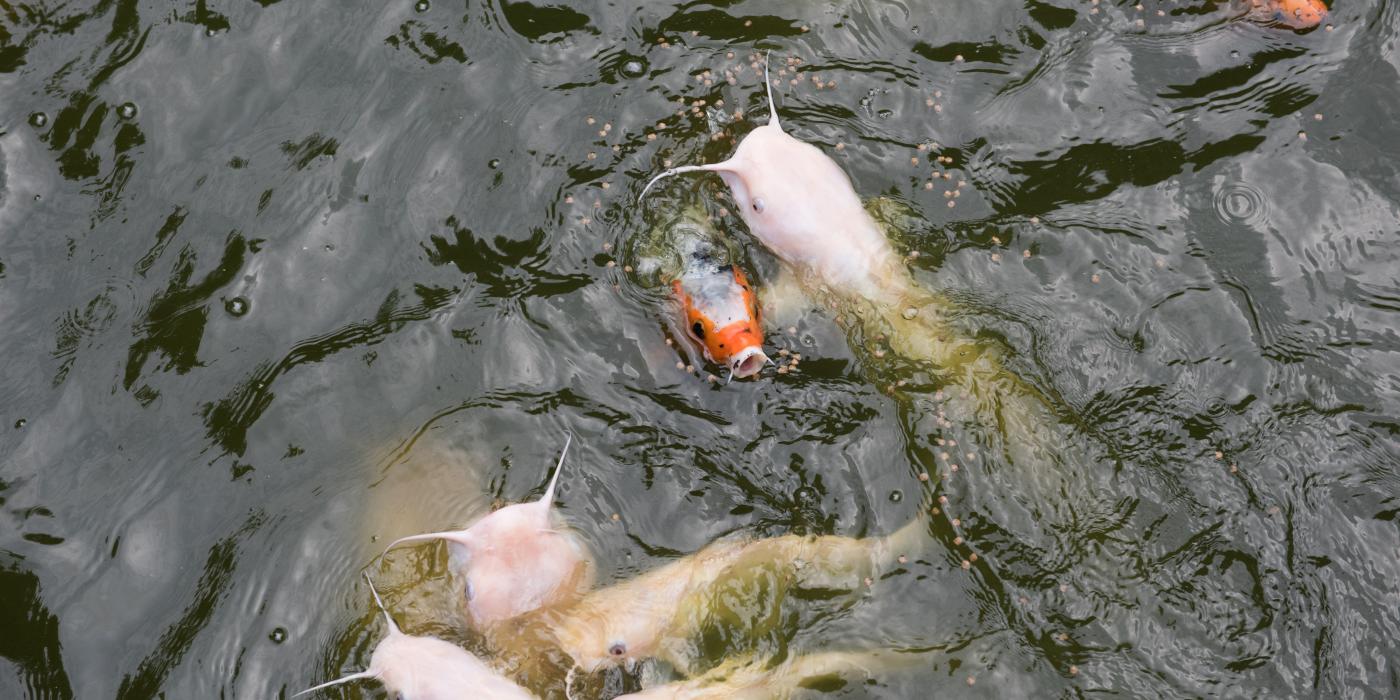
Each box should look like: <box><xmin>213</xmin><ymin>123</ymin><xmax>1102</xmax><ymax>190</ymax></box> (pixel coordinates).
<box><xmin>380</xmin><ymin>436</ymin><xmax>592</xmax><ymax>629</ymax></box>
<box><xmin>1251</xmin><ymin>0</ymin><xmax>1328</xmax><ymax>29</ymax></box>
<box><xmin>295</xmin><ymin>573</ymin><xmax>536</xmax><ymax>699</ymax></box>
<box><xmin>636</xmin><ymin>207</ymin><xmax>770</xmax><ymax>380</ymax></box>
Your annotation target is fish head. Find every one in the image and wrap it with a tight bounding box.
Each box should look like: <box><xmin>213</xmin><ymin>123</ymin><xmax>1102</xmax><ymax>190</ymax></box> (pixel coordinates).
<box><xmin>370</xmin><ymin>633</ymin><xmax>535</xmax><ymax>700</ymax></box>
<box><xmin>297</xmin><ymin>575</ymin><xmax>533</xmax><ymax>700</ymax></box>
<box><xmin>381</xmin><ymin>437</ymin><xmax>590</xmax><ymax>629</ymax></box>
<box><xmin>644</xmin><ymin>121</ymin><xmax>897</xmax><ymax>297</ymax></box>
<box><xmin>1253</xmin><ymin>0</ymin><xmax>1327</xmax><ymax>29</ymax></box>
<box><xmin>672</xmin><ymin>266</ymin><xmax>768</xmax><ymax>378</ymax></box>
<box><xmin>722</xmin><ymin>124</ymin><xmax>896</xmax><ymax>291</ymax></box>
<box><xmin>457</xmin><ymin>501</ymin><xmax>591</xmax><ymax>627</ymax></box>
<box><xmin>552</xmin><ymin>604</ymin><xmax>660</xmax><ymax>674</ymax></box>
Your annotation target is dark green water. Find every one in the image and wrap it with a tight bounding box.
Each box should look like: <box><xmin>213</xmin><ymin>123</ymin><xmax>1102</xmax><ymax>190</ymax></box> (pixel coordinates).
<box><xmin>3</xmin><ymin>0</ymin><xmax>1399</xmax><ymax>697</ymax></box>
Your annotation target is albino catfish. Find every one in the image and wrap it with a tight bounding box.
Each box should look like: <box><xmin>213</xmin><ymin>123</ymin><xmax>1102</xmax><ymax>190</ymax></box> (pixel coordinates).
<box><xmin>380</xmin><ymin>436</ymin><xmax>592</xmax><ymax>629</ymax></box>
<box><xmin>641</xmin><ymin>60</ymin><xmax>905</xmax><ymax>306</ymax></box>
<box><xmin>295</xmin><ymin>573</ymin><xmax>536</xmax><ymax>699</ymax></box>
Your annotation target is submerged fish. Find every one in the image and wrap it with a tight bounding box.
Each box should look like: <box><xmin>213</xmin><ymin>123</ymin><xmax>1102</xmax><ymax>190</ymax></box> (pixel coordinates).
<box><xmin>296</xmin><ymin>573</ymin><xmax>536</xmax><ymax>699</ymax></box>
<box><xmin>617</xmin><ymin>649</ymin><xmax>925</xmax><ymax>699</ymax></box>
<box><xmin>546</xmin><ymin>517</ymin><xmax>928</xmax><ymax>677</ymax></box>
<box><xmin>380</xmin><ymin>436</ymin><xmax>592</xmax><ymax>630</ymax></box>
<box><xmin>634</xmin><ymin>207</ymin><xmax>769</xmax><ymax>380</ymax></box>
<box><xmin>1252</xmin><ymin>0</ymin><xmax>1328</xmax><ymax>29</ymax></box>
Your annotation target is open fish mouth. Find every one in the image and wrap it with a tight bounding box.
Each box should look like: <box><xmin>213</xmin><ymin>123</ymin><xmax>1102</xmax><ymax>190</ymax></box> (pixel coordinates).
<box><xmin>729</xmin><ymin>346</ymin><xmax>769</xmax><ymax>379</ymax></box>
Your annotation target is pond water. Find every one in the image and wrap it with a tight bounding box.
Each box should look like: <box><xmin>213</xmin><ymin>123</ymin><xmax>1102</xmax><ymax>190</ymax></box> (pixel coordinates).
<box><xmin>2</xmin><ymin>0</ymin><xmax>1398</xmax><ymax>698</ymax></box>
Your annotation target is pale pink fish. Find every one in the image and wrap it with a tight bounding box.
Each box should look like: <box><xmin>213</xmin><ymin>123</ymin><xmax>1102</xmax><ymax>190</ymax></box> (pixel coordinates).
<box><xmin>641</xmin><ymin>57</ymin><xmax>905</xmax><ymax>304</ymax></box>
<box><xmin>381</xmin><ymin>435</ymin><xmax>592</xmax><ymax>628</ymax></box>
<box><xmin>295</xmin><ymin>573</ymin><xmax>535</xmax><ymax>699</ymax></box>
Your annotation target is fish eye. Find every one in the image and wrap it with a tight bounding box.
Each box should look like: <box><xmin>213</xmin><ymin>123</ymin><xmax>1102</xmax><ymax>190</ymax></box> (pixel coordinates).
<box><xmin>609</xmin><ymin>642</ymin><xmax>627</xmax><ymax>657</ymax></box>
<box><xmin>752</xmin><ymin>198</ymin><xmax>765</xmax><ymax>214</ymax></box>
<box><xmin>691</xmin><ymin>321</ymin><xmax>705</xmax><ymax>339</ymax></box>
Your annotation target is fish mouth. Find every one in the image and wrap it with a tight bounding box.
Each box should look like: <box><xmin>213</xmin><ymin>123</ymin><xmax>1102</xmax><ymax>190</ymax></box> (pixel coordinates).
<box><xmin>729</xmin><ymin>346</ymin><xmax>769</xmax><ymax>379</ymax></box>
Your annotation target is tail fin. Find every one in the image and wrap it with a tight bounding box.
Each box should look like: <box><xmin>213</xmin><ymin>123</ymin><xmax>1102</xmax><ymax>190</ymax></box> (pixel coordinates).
<box><xmin>541</xmin><ymin>432</ymin><xmax>573</xmax><ymax>508</ymax></box>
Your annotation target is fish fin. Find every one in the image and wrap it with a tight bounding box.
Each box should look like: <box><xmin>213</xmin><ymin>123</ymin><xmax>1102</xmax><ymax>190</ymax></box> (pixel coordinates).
<box><xmin>764</xmin><ymin>50</ymin><xmax>780</xmax><ymax>130</ymax></box>
<box><xmin>293</xmin><ymin>670</ymin><xmax>378</xmax><ymax>697</ymax></box>
<box><xmin>362</xmin><ymin>572</ymin><xmax>400</xmax><ymax>636</ymax></box>
<box><xmin>638</xmin><ymin>162</ymin><xmax>737</xmax><ymax>202</ymax></box>
<box><xmin>381</xmin><ymin>530</ymin><xmax>474</xmax><ymax>560</ymax></box>
<box><xmin>541</xmin><ymin>432</ymin><xmax>572</xmax><ymax>510</ymax></box>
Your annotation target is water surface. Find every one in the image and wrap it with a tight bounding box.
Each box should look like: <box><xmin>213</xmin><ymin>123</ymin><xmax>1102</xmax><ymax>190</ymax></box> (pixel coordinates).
<box><xmin>2</xmin><ymin>0</ymin><xmax>1398</xmax><ymax>698</ymax></box>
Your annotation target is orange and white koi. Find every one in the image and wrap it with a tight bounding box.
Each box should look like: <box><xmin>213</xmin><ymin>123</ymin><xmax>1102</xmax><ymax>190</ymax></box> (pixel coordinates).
<box><xmin>673</xmin><ymin>249</ymin><xmax>767</xmax><ymax>380</ymax></box>
<box><xmin>637</xmin><ymin>209</ymin><xmax>769</xmax><ymax>381</ymax></box>
<box><xmin>1252</xmin><ymin>0</ymin><xmax>1328</xmax><ymax>29</ymax></box>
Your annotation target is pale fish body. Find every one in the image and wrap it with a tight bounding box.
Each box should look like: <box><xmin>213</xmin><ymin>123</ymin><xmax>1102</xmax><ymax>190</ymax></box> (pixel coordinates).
<box><xmin>618</xmin><ymin>649</ymin><xmax>924</xmax><ymax>700</ymax></box>
<box><xmin>549</xmin><ymin>518</ymin><xmax>928</xmax><ymax>675</ymax></box>
<box><xmin>644</xmin><ymin>104</ymin><xmax>905</xmax><ymax>304</ymax></box>
<box><xmin>381</xmin><ymin>437</ymin><xmax>593</xmax><ymax>629</ymax></box>
<box><xmin>296</xmin><ymin>574</ymin><xmax>536</xmax><ymax>700</ymax></box>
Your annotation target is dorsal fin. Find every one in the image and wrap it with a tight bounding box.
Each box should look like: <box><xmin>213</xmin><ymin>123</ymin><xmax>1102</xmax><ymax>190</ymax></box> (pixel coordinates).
<box><xmin>540</xmin><ymin>432</ymin><xmax>573</xmax><ymax>509</ymax></box>
<box><xmin>764</xmin><ymin>50</ymin><xmax>780</xmax><ymax>130</ymax></box>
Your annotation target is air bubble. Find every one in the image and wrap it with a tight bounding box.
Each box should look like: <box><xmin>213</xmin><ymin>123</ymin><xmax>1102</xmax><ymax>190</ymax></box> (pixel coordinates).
<box><xmin>28</xmin><ymin>112</ymin><xmax>47</xmax><ymax>128</ymax></box>
<box><xmin>889</xmin><ymin>490</ymin><xmax>903</xmax><ymax>503</ymax></box>
<box><xmin>488</xmin><ymin>158</ymin><xmax>501</xmax><ymax>169</ymax></box>
<box><xmin>118</xmin><ymin>102</ymin><xmax>138</xmax><ymax>120</ymax></box>
<box><xmin>225</xmin><ymin>297</ymin><xmax>250</xmax><ymax>317</ymax></box>
<box><xmin>620</xmin><ymin>58</ymin><xmax>647</xmax><ymax>79</ymax></box>
<box><xmin>269</xmin><ymin>627</ymin><xmax>287</xmax><ymax>643</ymax></box>
<box><xmin>14</xmin><ymin>419</ymin><xmax>26</xmax><ymax>429</ymax></box>
<box><xmin>414</xmin><ymin>0</ymin><xmax>430</xmax><ymax>11</ymax></box>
